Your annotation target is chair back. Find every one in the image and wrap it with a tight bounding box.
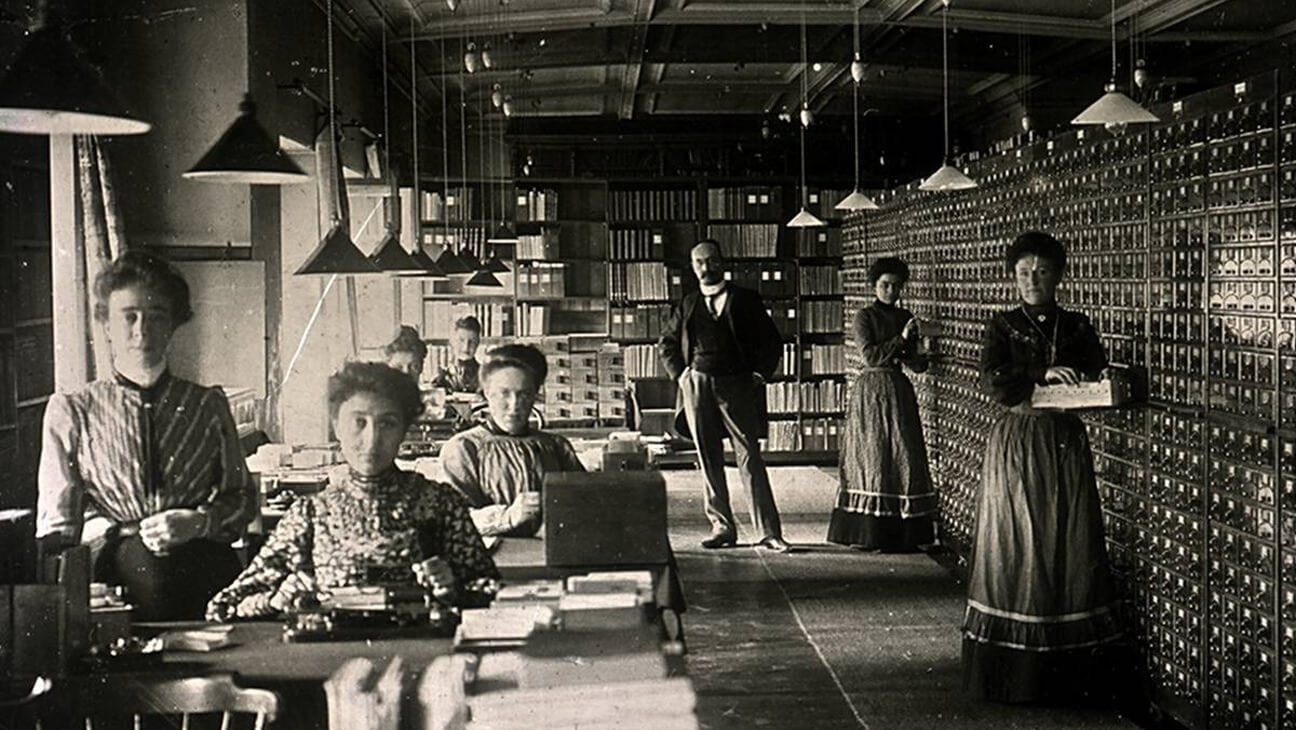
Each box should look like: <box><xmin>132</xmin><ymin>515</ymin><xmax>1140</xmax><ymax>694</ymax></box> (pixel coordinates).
<box><xmin>80</xmin><ymin>673</ymin><xmax>279</xmax><ymax>730</ymax></box>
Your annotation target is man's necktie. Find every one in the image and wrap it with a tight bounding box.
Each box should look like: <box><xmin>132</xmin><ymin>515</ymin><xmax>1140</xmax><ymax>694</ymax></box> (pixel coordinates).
<box><xmin>705</xmin><ymin>294</ymin><xmax>719</xmax><ymax>318</ymax></box>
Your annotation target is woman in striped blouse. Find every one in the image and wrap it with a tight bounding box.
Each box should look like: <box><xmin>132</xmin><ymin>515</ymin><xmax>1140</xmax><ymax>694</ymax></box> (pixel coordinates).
<box><xmin>37</xmin><ymin>251</ymin><xmax>254</xmax><ymax>620</ymax></box>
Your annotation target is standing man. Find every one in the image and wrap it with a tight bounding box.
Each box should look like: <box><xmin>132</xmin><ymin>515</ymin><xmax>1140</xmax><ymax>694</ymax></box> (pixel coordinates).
<box><xmin>657</xmin><ymin>240</ymin><xmax>790</xmax><ymax>552</ymax></box>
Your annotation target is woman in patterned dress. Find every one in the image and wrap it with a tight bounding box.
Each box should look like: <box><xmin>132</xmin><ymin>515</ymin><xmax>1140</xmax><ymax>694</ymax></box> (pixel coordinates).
<box><xmin>37</xmin><ymin>250</ymin><xmax>254</xmax><ymax>621</ymax></box>
<box><xmin>440</xmin><ymin>344</ymin><xmax>585</xmax><ymax>537</ymax></box>
<box><xmin>828</xmin><ymin>257</ymin><xmax>937</xmax><ymax>551</ymax></box>
<box><xmin>206</xmin><ymin>362</ymin><xmax>499</xmax><ymax>620</ymax></box>
<box><xmin>961</xmin><ymin>231</ymin><xmax>1122</xmax><ymax>703</ymax></box>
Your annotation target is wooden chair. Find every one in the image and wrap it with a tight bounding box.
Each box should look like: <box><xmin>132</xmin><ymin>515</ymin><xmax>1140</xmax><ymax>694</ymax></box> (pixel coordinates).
<box><xmin>76</xmin><ymin>673</ymin><xmax>280</xmax><ymax>730</ymax></box>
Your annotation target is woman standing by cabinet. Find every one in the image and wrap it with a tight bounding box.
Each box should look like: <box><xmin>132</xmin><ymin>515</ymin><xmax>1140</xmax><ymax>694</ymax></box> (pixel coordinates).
<box><xmin>962</xmin><ymin>231</ymin><xmax>1122</xmax><ymax>704</ymax></box>
<box><xmin>827</xmin><ymin>257</ymin><xmax>936</xmax><ymax>552</ymax></box>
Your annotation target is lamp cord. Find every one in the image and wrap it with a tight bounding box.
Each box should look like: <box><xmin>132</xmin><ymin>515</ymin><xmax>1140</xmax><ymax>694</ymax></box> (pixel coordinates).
<box><xmin>799</xmin><ymin>0</ymin><xmax>808</xmax><ymax>208</ymax></box>
<box><xmin>942</xmin><ymin>0</ymin><xmax>949</xmax><ymax>161</ymax></box>
<box><xmin>460</xmin><ymin>37</ymin><xmax>469</xmax><ymax>232</ymax></box>
<box><xmin>1110</xmin><ymin>0</ymin><xmax>1117</xmax><ymax>81</ymax></box>
<box><xmin>327</xmin><ymin>0</ymin><xmax>339</xmax><ymax>217</ymax></box>
<box><xmin>410</xmin><ymin>20</ymin><xmax>419</xmax><ymax>233</ymax></box>
<box><xmin>852</xmin><ymin>5</ymin><xmax>860</xmax><ymax>191</ymax></box>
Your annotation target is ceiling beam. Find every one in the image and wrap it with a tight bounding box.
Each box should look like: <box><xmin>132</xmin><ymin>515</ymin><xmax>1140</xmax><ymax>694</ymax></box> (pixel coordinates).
<box><xmin>405</xmin><ymin>1</ymin><xmax>1255</xmax><ymax>42</ymax></box>
<box><xmin>619</xmin><ymin>0</ymin><xmax>657</xmax><ymax>119</ymax></box>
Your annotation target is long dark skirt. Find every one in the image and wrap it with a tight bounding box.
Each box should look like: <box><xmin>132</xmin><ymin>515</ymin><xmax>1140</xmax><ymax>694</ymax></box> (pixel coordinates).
<box><xmin>962</xmin><ymin>409</ymin><xmax>1123</xmax><ymax>703</ymax></box>
<box><xmin>96</xmin><ymin>534</ymin><xmax>242</xmax><ymax>621</ymax></box>
<box><xmin>828</xmin><ymin>368</ymin><xmax>936</xmax><ymax>550</ymax></box>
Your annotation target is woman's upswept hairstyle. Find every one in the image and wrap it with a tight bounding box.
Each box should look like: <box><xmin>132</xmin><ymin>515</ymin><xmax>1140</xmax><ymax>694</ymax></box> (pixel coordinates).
<box><xmin>382</xmin><ymin>325</ymin><xmax>428</xmax><ymax>362</ymax></box>
<box><xmin>93</xmin><ymin>250</ymin><xmax>193</xmax><ymax>324</ymax></box>
<box><xmin>480</xmin><ymin>344</ymin><xmax>548</xmax><ymax>392</ymax></box>
<box><xmin>867</xmin><ymin>257</ymin><xmax>910</xmax><ymax>285</ymax></box>
<box><xmin>327</xmin><ymin>361</ymin><xmax>425</xmax><ymax>427</ymax></box>
<box><xmin>1005</xmin><ymin>231</ymin><xmax>1067</xmax><ymax>274</ymax></box>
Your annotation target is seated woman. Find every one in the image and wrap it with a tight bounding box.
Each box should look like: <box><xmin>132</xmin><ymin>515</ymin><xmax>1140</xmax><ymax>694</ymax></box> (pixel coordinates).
<box><xmin>440</xmin><ymin>344</ymin><xmax>584</xmax><ymax>537</ymax></box>
<box><xmin>383</xmin><ymin>325</ymin><xmax>428</xmax><ymax>383</ymax></box>
<box><xmin>37</xmin><ymin>250</ymin><xmax>253</xmax><ymax>621</ymax></box>
<box><xmin>430</xmin><ymin>315</ymin><xmax>482</xmax><ymax>393</ymax></box>
<box><xmin>206</xmin><ymin>362</ymin><xmax>500</xmax><ymax>620</ymax></box>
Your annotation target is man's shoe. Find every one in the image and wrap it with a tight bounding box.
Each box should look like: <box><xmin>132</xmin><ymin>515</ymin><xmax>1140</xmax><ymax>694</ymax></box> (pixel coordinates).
<box><xmin>758</xmin><ymin>536</ymin><xmax>792</xmax><ymax>553</ymax></box>
<box><xmin>700</xmin><ymin>532</ymin><xmax>737</xmax><ymax>549</ymax></box>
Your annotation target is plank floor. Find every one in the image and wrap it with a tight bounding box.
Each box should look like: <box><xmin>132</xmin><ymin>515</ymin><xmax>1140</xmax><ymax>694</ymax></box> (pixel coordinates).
<box><xmin>672</xmin><ymin>519</ymin><xmax>1140</xmax><ymax>730</ymax></box>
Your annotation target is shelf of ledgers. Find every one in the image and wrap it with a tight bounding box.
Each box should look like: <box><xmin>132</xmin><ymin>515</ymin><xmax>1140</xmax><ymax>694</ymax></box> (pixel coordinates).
<box><xmin>520</xmin><ymin>178</ymin><xmax>852</xmax><ymax>459</ymax></box>
<box><xmin>843</xmin><ymin>69</ymin><xmax>1296</xmax><ymax>730</ymax></box>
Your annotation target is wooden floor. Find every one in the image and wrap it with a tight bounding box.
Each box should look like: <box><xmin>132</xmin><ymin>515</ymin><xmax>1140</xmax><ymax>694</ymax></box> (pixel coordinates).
<box><xmin>671</xmin><ymin>519</ymin><xmax>1140</xmax><ymax>730</ymax></box>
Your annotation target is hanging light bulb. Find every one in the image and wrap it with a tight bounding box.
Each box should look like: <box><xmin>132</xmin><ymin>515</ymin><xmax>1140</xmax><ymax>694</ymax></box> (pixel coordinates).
<box><xmin>919</xmin><ymin>0</ymin><xmax>977</xmax><ymax>192</ymax></box>
<box><xmin>835</xmin><ymin>6</ymin><xmax>879</xmax><ymax>213</ymax></box>
<box><xmin>502</xmin><ymin>95</ymin><xmax>515</xmax><ymax>118</ymax></box>
<box><xmin>1072</xmin><ymin>0</ymin><xmax>1158</xmax><ymax>132</ymax></box>
<box><xmin>787</xmin><ymin>3</ymin><xmax>825</xmax><ymax>229</ymax></box>
<box><xmin>464</xmin><ymin>43</ymin><xmax>479</xmax><ymax>73</ymax></box>
<box><xmin>491</xmin><ymin>84</ymin><xmax>504</xmax><ymax>108</ymax></box>
<box><xmin>481</xmin><ymin>44</ymin><xmax>495</xmax><ymax>69</ymax></box>
<box><xmin>1020</xmin><ymin>114</ymin><xmax>1032</xmax><ymax>133</ymax></box>
<box><xmin>446</xmin><ymin>0</ymin><xmax>460</xmax><ymax>11</ymax></box>
<box><xmin>1133</xmin><ymin>59</ymin><xmax>1148</xmax><ymax>90</ymax></box>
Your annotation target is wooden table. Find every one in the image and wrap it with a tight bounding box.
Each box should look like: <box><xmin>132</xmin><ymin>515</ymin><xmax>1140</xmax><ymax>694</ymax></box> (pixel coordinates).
<box><xmin>36</xmin><ymin>537</ymin><xmax>684</xmax><ymax>729</ymax></box>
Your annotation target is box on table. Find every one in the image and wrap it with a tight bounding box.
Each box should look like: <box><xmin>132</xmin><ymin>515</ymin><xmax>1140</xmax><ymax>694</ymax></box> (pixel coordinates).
<box><xmin>1030</xmin><ymin>377</ymin><xmax>1130</xmax><ymax>410</ymax></box>
<box><xmin>544</xmin><ymin>472</ymin><xmax>669</xmax><ymax>568</ymax></box>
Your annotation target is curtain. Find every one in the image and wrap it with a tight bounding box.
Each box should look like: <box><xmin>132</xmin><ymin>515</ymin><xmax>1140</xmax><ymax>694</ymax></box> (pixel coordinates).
<box><xmin>74</xmin><ymin>135</ymin><xmax>124</xmax><ymax>383</ymax></box>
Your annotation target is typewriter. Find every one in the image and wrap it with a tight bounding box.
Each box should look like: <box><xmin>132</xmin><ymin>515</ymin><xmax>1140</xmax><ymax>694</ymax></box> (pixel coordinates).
<box><xmin>282</xmin><ymin>566</ymin><xmax>458</xmax><ymax>642</ymax></box>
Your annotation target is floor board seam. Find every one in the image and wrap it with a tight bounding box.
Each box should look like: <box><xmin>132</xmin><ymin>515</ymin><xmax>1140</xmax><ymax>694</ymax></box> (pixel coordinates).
<box><xmin>754</xmin><ymin>547</ymin><xmax>873</xmax><ymax>730</ymax></box>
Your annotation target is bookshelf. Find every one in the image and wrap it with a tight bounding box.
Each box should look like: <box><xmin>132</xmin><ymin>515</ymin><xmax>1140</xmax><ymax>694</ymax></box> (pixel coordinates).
<box><xmin>405</xmin><ymin>176</ymin><xmax>850</xmax><ymax>458</ymax></box>
<box><xmin>0</xmin><ymin>137</ymin><xmax>53</xmax><ymax>512</ymax></box>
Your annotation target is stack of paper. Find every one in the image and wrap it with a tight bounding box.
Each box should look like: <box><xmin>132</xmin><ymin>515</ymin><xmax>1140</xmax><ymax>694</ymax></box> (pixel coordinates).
<box><xmin>455</xmin><ymin>605</ymin><xmax>556</xmax><ymax>648</ymax></box>
<box><xmin>468</xmin><ymin>678</ymin><xmax>699</xmax><ymax>730</ymax></box>
<box><xmin>159</xmin><ymin>624</ymin><xmax>235</xmax><ymax>652</ymax></box>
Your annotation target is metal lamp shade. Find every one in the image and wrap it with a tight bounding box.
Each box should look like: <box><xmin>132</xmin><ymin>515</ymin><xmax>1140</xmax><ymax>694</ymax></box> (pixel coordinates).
<box><xmin>0</xmin><ymin>26</ymin><xmax>150</xmax><ymax>135</ymax></box>
<box><xmin>786</xmin><ymin>207</ymin><xmax>826</xmax><ymax>228</ymax></box>
<box><xmin>835</xmin><ymin>190</ymin><xmax>880</xmax><ymax>211</ymax></box>
<box><xmin>465</xmin><ymin>268</ymin><xmax>504</xmax><ymax>288</ymax></box>
<box><xmin>183</xmin><ymin>96</ymin><xmax>308</xmax><ymax>184</ymax></box>
<box><xmin>1071</xmin><ymin>84</ymin><xmax>1160</xmax><ymax>127</ymax></box>
<box><xmin>294</xmin><ymin>221</ymin><xmax>381</xmax><ymax>275</ymax></box>
<box><xmin>434</xmin><ymin>247</ymin><xmax>474</xmax><ymax>275</ymax></box>
<box><xmin>919</xmin><ymin>163</ymin><xmax>978</xmax><ymax>192</ymax></box>
<box><xmin>487</xmin><ymin>223</ymin><xmax>519</xmax><ymax>244</ymax></box>
<box><xmin>369</xmin><ymin>230</ymin><xmax>425</xmax><ymax>273</ymax></box>
<box><xmin>404</xmin><ymin>248</ymin><xmax>449</xmax><ymax>279</ymax></box>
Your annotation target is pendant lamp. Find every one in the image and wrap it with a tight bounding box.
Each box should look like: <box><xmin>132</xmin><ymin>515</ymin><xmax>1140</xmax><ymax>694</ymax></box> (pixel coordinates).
<box><xmin>394</xmin><ymin>17</ymin><xmax>447</xmax><ymax>279</ymax></box>
<box><xmin>919</xmin><ymin>0</ymin><xmax>977</xmax><ymax>192</ymax></box>
<box><xmin>836</xmin><ymin>6</ymin><xmax>879</xmax><ymax>212</ymax></box>
<box><xmin>786</xmin><ymin>2</ymin><xmax>825</xmax><ymax>229</ymax></box>
<box><xmin>435</xmin><ymin>246</ymin><xmax>474</xmax><ymax>275</ymax></box>
<box><xmin>296</xmin><ymin>220</ymin><xmax>380</xmax><ymax>274</ymax></box>
<box><xmin>184</xmin><ymin>95</ymin><xmax>309</xmax><ymax>183</ymax></box>
<box><xmin>370</xmin><ymin>226</ymin><xmax>424</xmax><ymax>273</ymax></box>
<box><xmin>294</xmin><ymin>0</ymin><xmax>378</xmax><ymax>275</ymax></box>
<box><xmin>1072</xmin><ymin>0</ymin><xmax>1158</xmax><ymax>135</ymax></box>
<box><xmin>0</xmin><ymin>13</ymin><xmax>150</xmax><ymax>135</ymax></box>
<box><xmin>465</xmin><ymin>268</ymin><xmax>504</xmax><ymax>288</ymax></box>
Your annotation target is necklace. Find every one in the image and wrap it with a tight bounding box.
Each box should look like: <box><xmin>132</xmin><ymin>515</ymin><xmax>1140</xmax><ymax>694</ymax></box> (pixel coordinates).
<box><xmin>1020</xmin><ymin>304</ymin><xmax>1059</xmax><ymax>367</ymax></box>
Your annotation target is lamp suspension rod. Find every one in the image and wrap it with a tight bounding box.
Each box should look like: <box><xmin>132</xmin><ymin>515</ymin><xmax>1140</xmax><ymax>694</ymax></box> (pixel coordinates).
<box><xmin>382</xmin><ymin>18</ymin><xmax>390</xmax><ymax>186</ymax></box>
<box><xmin>852</xmin><ymin>4</ymin><xmax>860</xmax><ymax>190</ymax></box>
<box><xmin>1110</xmin><ymin>0</ymin><xmax>1117</xmax><ymax>80</ymax></box>
<box><xmin>327</xmin><ymin>0</ymin><xmax>340</xmax><ymax>215</ymax></box>
<box><xmin>799</xmin><ymin>0</ymin><xmax>808</xmax><ymax>207</ymax></box>
<box><xmin>942</xmin><ymin>0</ymin><xmax>949</xmax><ymax>160</ymax></box>
<box><xmin>411</xmin><ymin>18</ymin><xmax>420</xmax><ymax>223</ymax></box>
